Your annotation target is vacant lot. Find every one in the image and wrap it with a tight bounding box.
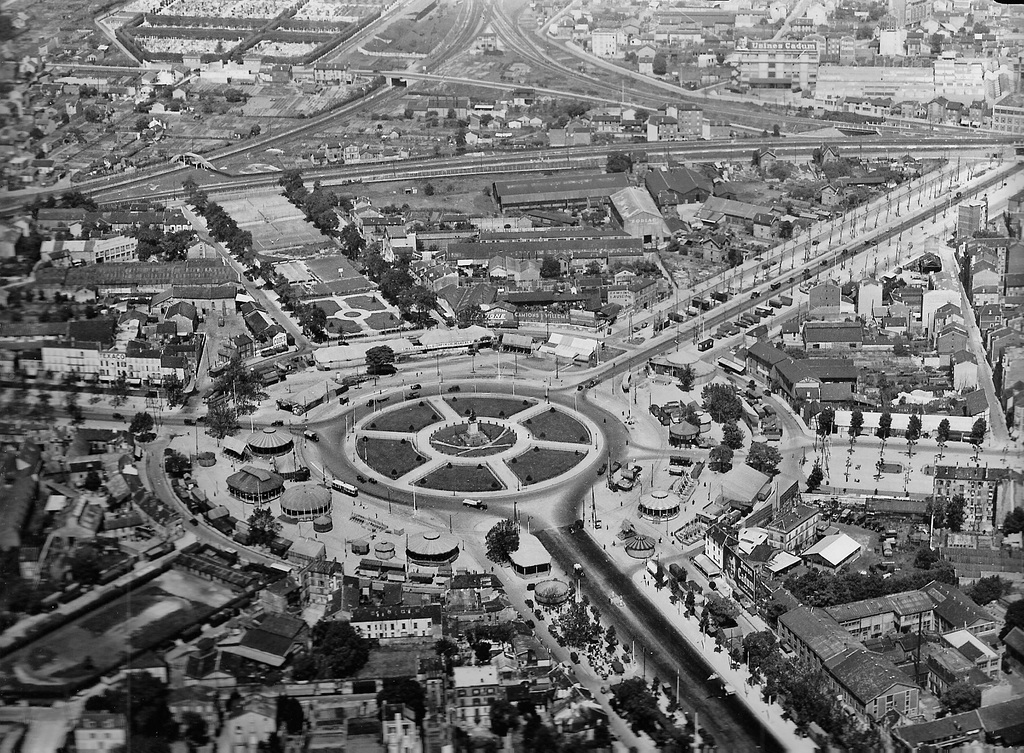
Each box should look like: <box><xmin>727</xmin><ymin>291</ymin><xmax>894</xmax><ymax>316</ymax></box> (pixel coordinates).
<box><xmin>446</xmin><ymin>396</ymin><xmax>534</xmax><ymax>418</ymax></box>
<box><xmin>358</xmin><ymin>437</ymin><xmax>427</xmax><ymax>477</ymax></box>
<box><xmin>369</xmin><ymin>403</ymin><xmax>442</xmax><ymax>433</ymax></box>
<box><xmin>509</xmin><ymin>448</ymin><xmax>586</xmax><ymax>486</ymax></box>
<box><xmin>521</xmin><ymin>408</ymin><xmax>590</xmax><ymax>444</ymax></box>
<box><xmin>417</xmin><ymin>463</ymin><xmax>503</xmax><ymax>492</ymax></box>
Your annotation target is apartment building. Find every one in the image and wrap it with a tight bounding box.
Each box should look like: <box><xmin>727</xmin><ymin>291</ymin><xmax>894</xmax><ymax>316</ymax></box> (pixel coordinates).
<box><xmin>932</xmin><ymin>465</ymin><xmax>1020</xmax><ymax>532</ymax></box>
<box><xmin>734</xmin><ymin>40</ymin><xmax>820</xmax><ymax>91</ymax></box>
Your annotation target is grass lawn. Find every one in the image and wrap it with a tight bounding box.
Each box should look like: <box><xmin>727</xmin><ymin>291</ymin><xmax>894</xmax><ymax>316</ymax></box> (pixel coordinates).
<box><xmin>521</xmin><ymin>408</ymin><xmax>591</xmax><ymax>444</ymax></box>
<box><xmin>366</xmin><ymin>311</ymin><xmax>403</xmax><ymax>330</ymax></box>
<box><xmin>369</xmin><ymin>403</ymin><xmax>443</xmax><ymax>433</ymax></box>
<box><xmin>417</xmin><ymin>463</ymin><xmax>504</xmax><ymax>492</ymax></box>
<box><xmin>445</xmin><ymin>396</ymin><xmax>534</xmax><ymax>418</ymax></box>
<box><xmin>358</xmin><ymin>437</ymin><xmax>427</xmax><ymax>478</ymax></box>
<box><xmin>343</xmin><ymin>295</ymin><xmax>386</xmax><ymax>311</ymax></box>
<box><xmin>508</xmin><ymin>447</ymin><xmax>586</xmax><ymax>486</ymax></box>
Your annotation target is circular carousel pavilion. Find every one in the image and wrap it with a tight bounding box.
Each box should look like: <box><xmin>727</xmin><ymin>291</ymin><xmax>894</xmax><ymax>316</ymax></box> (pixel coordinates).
<box><xmin>226</xmin><ymin>466</ymin><xmax>285</xmax><ymax>504</ymax></box>
<box><xmin>534</xmin><ymin>578</ymin><xmax>572</xmax><ymax>607</ymax></box>
<box><xmin>668</xmin><ymin>421</ymin><xmax>700</xmax><ymax>447</ymax></box>
<box><xmin>638</xmin><ymin>489</ymin><xmax>681</xmax><ymax>521</ymax></box>
<box><xmin>279</xmin><ymin>483</ymin><xmax>332</xmax><ymax>521</ymax></box>
<box><xmin>406</xmin><ymin>532</ymin><xmax>460</xmax><ymax>566</ymax></box>
<box><xmin>625</xmin><ymin>534</ymin><xmax>656</xmax><ymax>560</ymax></box>
<box><xmin>246</xmin><ymin>428</ymin><xmax>294</xmax><ymax>457</ymax></box>
<box><xmin>313</xmin><ymin>515</ymin><xmax>333</xmax><ymax>533</ymax></box>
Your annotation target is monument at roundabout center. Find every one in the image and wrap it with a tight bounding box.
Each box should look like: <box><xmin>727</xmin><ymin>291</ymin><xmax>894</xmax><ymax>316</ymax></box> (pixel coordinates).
<box><xmin>351</xmin><ymin>393</ymin><xmax>603</xmax><ymax>496</ymax></box>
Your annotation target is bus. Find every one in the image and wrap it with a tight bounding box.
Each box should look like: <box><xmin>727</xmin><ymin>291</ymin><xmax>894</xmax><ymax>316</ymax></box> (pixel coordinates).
<box><xmin>755</xmin><ymin>305</ymin><xmax>774</xmax><ymax>318</ymax></box>
<box><xmin>332</xmin><ymin>479</ymin><xmax>358</xmax><ymax>496</ymax></box>
<box><xmin>621</xmin><ymin>373</ymin><xmax>632</xmax><ymax>392</ymax></box>
<box><xmin>463</xmin><ymin>498</ymin><xmax>488</xmax><ymax>509</ymax></box>
<box><xmin>717</xmin><ymin>356</ymin><xmax>746</xmax><ymax>375</ymax></box>
<box><xmin>697</xmin><ymin>338</ymin><xmax>714</xmax><ymax>352</ymax></box>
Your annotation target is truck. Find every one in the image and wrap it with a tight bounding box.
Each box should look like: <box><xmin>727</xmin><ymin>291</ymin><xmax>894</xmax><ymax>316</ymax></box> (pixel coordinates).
<box><xmin>462</xmin><ymin>499</ymin><xmax>488</xmax><ymax>509</ymax></box>
<box><xmin>710</xmin><ymin>291</ymin><xmax>730</xmax><ymax>303</ymax></box>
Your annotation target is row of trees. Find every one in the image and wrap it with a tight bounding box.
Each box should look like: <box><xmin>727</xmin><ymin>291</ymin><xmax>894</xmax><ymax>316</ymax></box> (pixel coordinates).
<box><xmin>279</xmin><ymin>169</ymin><xmax>352</xmax><ymax>238</ymax></box>
<box><xmin>742</xmin><ymin>630</ymin><xmax>881</xmax><ymax>748</ymax></box>
<box><xmin>182</xmin><ymin>179</ymin><xmax>253</xmax><ymax>260</ymax></box>
<box><xmin>709</xmin><ymin>441</ymin><xmax>781</xmax><ymax>476</ymax></box>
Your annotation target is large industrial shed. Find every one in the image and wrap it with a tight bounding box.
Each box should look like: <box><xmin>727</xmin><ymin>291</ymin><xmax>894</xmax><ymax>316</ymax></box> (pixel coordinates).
<box><xmin>492</xmin><ymin>173</ymin><xmax>631</xmax><ymax>211</ymax></box>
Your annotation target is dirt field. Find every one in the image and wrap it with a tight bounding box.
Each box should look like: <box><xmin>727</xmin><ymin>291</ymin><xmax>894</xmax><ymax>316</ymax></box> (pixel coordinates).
<box><xmin>344</xmin><ymin>175</ymin><xmax>498</xmax><ymax>215</ymax></box>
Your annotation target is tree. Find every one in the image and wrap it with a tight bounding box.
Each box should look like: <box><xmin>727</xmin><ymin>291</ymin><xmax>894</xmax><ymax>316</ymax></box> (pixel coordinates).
<box><xmin>377</xmin><ymin>679</ymin><xmax>426</xmax><ymax>725</ymax></box>
<box><xmin>876</xmin><ymin>411</ymin><xmax>892</xmax><ymax>440</ymax></box>
<box><xmin>945</xmin><ymin>494</ymin><xmax>966</xmax><ymax>532</ymax></box>
<box><xmin>180</xmin><ymin>711</ymin><xmax>209</xmax><ymax>747</ymax></box>
<box><xmin>68</xmin><ymin>543</ymin><xmax>103</xmax><ymax>583</ymax></box>
<box><xmin>806</xmin><ymin>461</ymin><xmax>824</xmax><ymax>492</ymax></box>
<box><xmin>817</xmin><ymin>407</ymin><xmax>835</xmax><ymax>439</ymax></box>
<box><xmin>489</xmin><ymin>698</ymin><xmax>520</xmax><ymax>737</ymax></box>
<box><xmin>65</xmin><ymin>390</ymin><xmax>85</xmax><ymax>426</ymax></box>
<box><xmin>906</xmin><ymin>413</ymin><xmax>922</xmax><ymax>454</ymax></box>
<box><xmin>434</xmin><ymin>637</ymin><xmax>458</xmax><ymax>663</ymax></box>
<box><xmin>83</xmin><ymin>470</ymin><xmax>103</xmax><ymax>492</ymax></box>
<box><xmin>708</xmin><ymin>443</ymin><xmax>734</xmax><ymax>473</ymax></box>
<box><xmin>1003</xmin><ymin>599</ymin><xmax>1024</xmax><ymax>639</ymax></box>
<box><xmin>31</xmin><ymin>392</ymin><xmax>53</xmax><ymax>422</ymax></box>
<box><xmin>248</xmin><ymin>506</ymin><xmax>281</xmax><ymax>547</ymax></box>
<box><xmin>553</xmin><ymin>600</ymin><xmax>601</xmax><ymax>647</ymax></box>
<box><xmin>111</xmin><ymin>375</ymin><xmax>130</xmax><ymax>407</ymax></box>
<box><xmin>940</xmin><ymin>682</ymin><xmax>981</xmax><ymax>715</ymax></box>
<box><xmin>163</xmin><ymin>373</ymin><xmax>185</xmax><ymax>408</ymax></box>
<box><xmin>651</xmin><ymin>52</ymin><xmax>668</xmax><ymax>75</ymax></box>
<box><xmin>914</xmin><ymin>546</ymin><xmax>940</xmax><ymax>570</ymax></box>
<box><xmin>130</xmin><ymin>411</ymin><xmax>155</xmax><ymax>435</ymax></box>
<box><xmin>936</xmin><ymin>417</ymin><xmax>951</xmax><ymax>446</ymax></box>
<box><xmin>84</xmin><ymin>674</ymin><xmax>178</xmax><ymax>746</ymax></box>
<box><xmin>970</xmin><ymin>417</ymin><xmax>987</xmax><ymax>447</ymax></box>
<box><xmin>540</xmin><ymin>256</ymin><xmax>561</xmax><ymax>278</ymax></box>
<box><xmin>678</xmin><ymin>364</ymin><xmax>695</xmax><ymax>392</ymax></box>
<box><xmin>339</xmin><ymin>223</ymin><xmax>365</xmax><ymax>261</ymax></box>
<box><xmin>585</xmin><ymin>261</ymin><xmax>603</xmax><ymax>276</ymax></box>
<box><xmin>722</xmin><ymin>420</ymin><xmax>744</xmax><ymax>450</ymax></box>
<box><xmin>206</xmin><ymin>403</ymin><xmax>239</xmax><ymax>440</ymax></box>
<box><xmin>606</xmin><ymin>151</ymin><xmax>633</xmax><ymax>173</ymax></box>
<box><xmin>457</xmin><ymin>304</ymin><xmax>485</xmax><ymax>328</ymax></box>
<box><xmin>1003</xmin><ymin>507</ymin><xmax>1024</xmax><ymax>535</ymax></box>
<box><xmin>310</xmin><ymin>620</ymin><xmax>371</xmax><ymax>678</ymax></box>
<box><xmin>742</xmin><ymin>630</ymin><xmax>778</xmax><ymax>675</ymax></box>
<box><xmin>279</xmin><ymin>168</ymin><xmax>308</xmax><ymax>205</ymax></box>
<box><xmin>772</xmin><ymin>124</ymin><xmax>781</xmax><ymax>137</ymax></box>
<box><xmin>967</xmin><ymin>575</ymin><xmax>1010</xmax><ymax>606</ymax></box>
<box><xmin>746</xmin><ymin>442</ymin><xmax>782</xmax><ymax>475</ymax></box>
<box><xmin>701</xmin><ymin>383</ymin><xmax>743</xmax><ymax>424</ymax></box>
<box><xmin>705</xmin><ymin>593</ymin><xmax>739</xmax><ymax>624</ymax></box>
<box><xmin>365</xmin><ymin>345</ymin><xmax>397</xmax><ymax>376</ymax></box>
<box><xmin>485</xmin><ymin>519</ymin><xmax>519</xmax><ymax>564</ymax></box>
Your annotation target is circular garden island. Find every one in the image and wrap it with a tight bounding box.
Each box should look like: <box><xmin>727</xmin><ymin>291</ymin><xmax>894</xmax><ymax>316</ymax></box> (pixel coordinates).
<box><xmin>353</xmin><ymin>393</ymin><xmax>599</xmax><ymax>495</ymax></box>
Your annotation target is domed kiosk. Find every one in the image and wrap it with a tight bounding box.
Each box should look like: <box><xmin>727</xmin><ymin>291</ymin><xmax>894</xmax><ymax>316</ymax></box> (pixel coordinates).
<box><xmin>534</xmin><ymin>578</ymin><xmax>572</xmax><ymax>607</ymax></box>
<box><xmin>313</xmin><ymin>514</ymin><xmax>333</xmax><ymax>533</ymax></box>
<box><xmin>374</xmin><ymin>541</ymin><xmax>396</xmax><ymax>560</ymax></box>
<box><xmin>668</xmin><ymin>421</ymin><xmax>700</xmax><ymax>447</ymax></box>
<box><xmin>638</xmin><ymin>489</ymin><xmax>681</xmax><ymax>521</ymax></box>
<box><xmin>279</xmin><ymin>483</ymin><xmax>332</xmax><ymax>521</ymax></box>
<box><xmin>246</xmin><ymin>428</ymin><xmax>294</xmax><ymax>457</ymax></box>
<box><xmin>406</xmin><ymin>532</ymin><xmax>460</xmax><ymax>566</ymax></box>
<box><xmin>226</xmin><ymin>466</ymin><xmax>284</xmax><ymax>504</ymax></box>
<box><xmin>625</xmin><ymin>534</ymin><xmax>656</xmax><ymax>559</ymax></box>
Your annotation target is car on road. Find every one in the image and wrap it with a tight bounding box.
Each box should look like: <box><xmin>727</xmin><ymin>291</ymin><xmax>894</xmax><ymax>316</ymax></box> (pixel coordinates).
<box><xmin>184</xmin><ymin>418</ymin><xmax>195</xmax><ymax>426</ymax></box>
<box><xmin>408</xmin><ymin>391</ymin><xmax>420</xmax><ymax>399</ymax></box>
<box><xmin>111</xmin><ymin>413</ymin><xmax>124</xmax><ymax>420</ymax></box>
<box><xmin>749</xmin><ymin>290</ymin><xmax>761</xmax><ymax>299</ymax></box>
<box><xmin>356</xmin><ymin>475</ymin><xmax>366</xmax><ymax>483</ymax></box>
<box><xmin>88</xmin><ymin>396</ymin><xmax>101</xmax><ymax>404</ymax></box>
<box><xmin>447</xmin><ymin>385</ymin><xmax>461</xmax><ymax>392</ymax></box>
<box><xmin>271</xmin><ymin>419</ymin><xmax>285</xmax><ymax>426</ymax></box>
<box><xmin>597</xmin><ymin>463</ymin><xmax>608</xmax><ymax>475</ymax></box>
<box><xmin>587</xmin><ymin>379</ymin><xmax>598</xmax><ymax>388</ymax></box>
<box><xmin>819</xmin><ymin>259</ymin><xmax>828</xmax><ymax>267</ymax></box>
<box><xmin>770</xmin><ymin>281</ymin><xmax>783</xmax><ymax>290</ymax></box>
<box><xmin>577</xmin><ymin>383</ymin><xmax>586</xmax><ymax>391</ymax></box>
<box><xmin>189</xmin><ymin>517</ymin><xmax>199</xmax><ymax>526</ymax></box>
<box><xmin>304</xmin><ymin>430</ymin><xmax>319</xmax><ymax>442</ymax></box>
<box><xmin>632</xmin><ymin>325</ymin><xmax>643</xmax><ymax>333</ymax></box>
<box><xmin>196</xmin><ymin>415</ymin><xmax>207</xmax><ymax>423</ymax></box>
<box><xmin>410</xmin><ymin>383</ymin><xmax>422</xmax><ymax>390</ymax></box>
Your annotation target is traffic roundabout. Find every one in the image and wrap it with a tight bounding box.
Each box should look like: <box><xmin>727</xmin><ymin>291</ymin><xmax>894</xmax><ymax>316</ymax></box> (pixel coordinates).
<box><xmin>346</xmin><ymin>391</ymin><xmax>603</xmax><ymax>497</ymax></box>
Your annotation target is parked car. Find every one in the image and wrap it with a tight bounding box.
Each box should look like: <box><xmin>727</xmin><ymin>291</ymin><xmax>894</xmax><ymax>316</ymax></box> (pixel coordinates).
<box><xmin>356</xmin><ymin>475</ymin><xmax>366</xmax><ymax>483</ymax></box>
<box><xmin>111</xmin><ymin>412</ymin><xmax>124</xmax><ymax>420</ymax></box>
<box><xmin>183</xmin><ymin>418</ymin><xmax>195</xmax><ymax>426</ymax></box>
<box><xmin>749</xmin><ymin>290</ymin><xmax>761</xmax><ymax>299</ymax></box>
<box><xmin>597</xmin><ymin>463</ymin><xmax>608</xmax><ymax>476</ymax></box>
<box><xmin>410</xmin><ymin>383</ymin><xmax>422</xmax><ymax>390</ymax></box>
<box><xmin>447</xmin><ymin>385</ymin><xmax>461</xmax><ymax>392</ymax></box>
<box><xmin>271</xmin><ymin>419</ymin><xmax>285</xmax><ymax>426</ymax></box>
